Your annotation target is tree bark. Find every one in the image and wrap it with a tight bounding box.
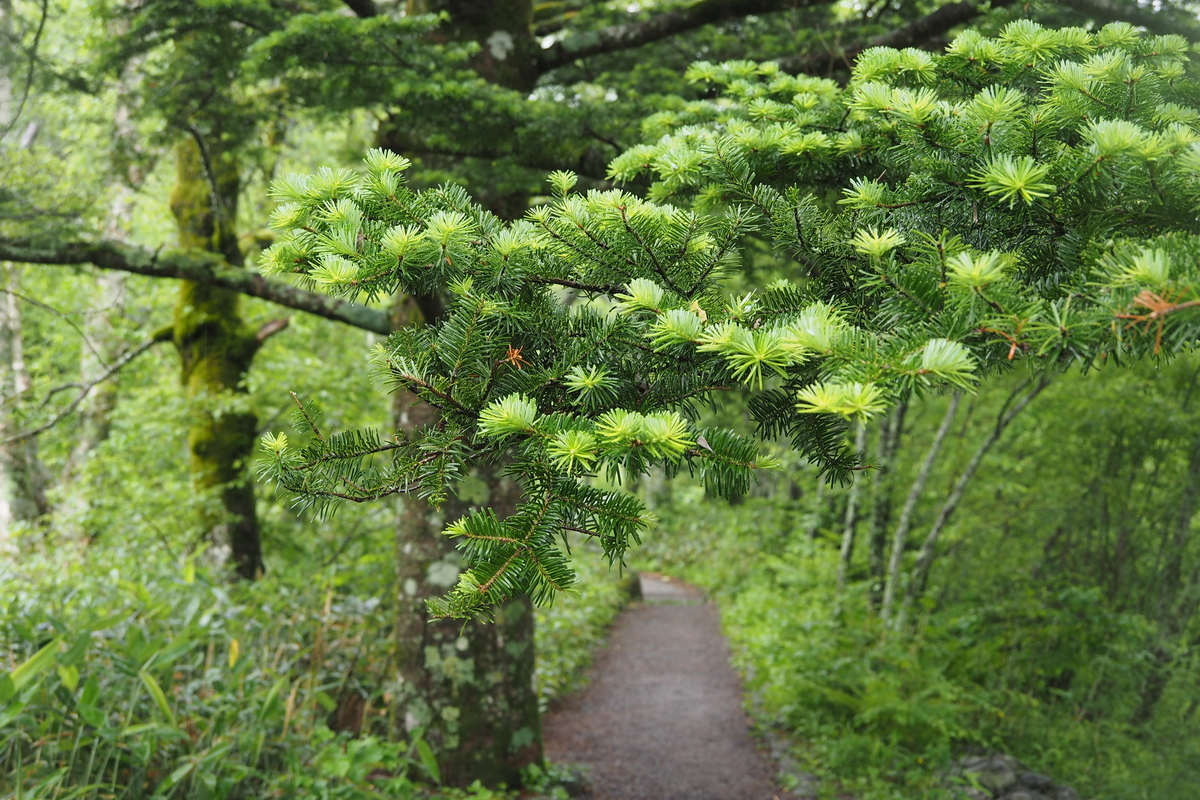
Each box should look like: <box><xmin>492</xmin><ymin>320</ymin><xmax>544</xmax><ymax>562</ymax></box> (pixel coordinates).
<box><xmin>881</xmin><ymin>393</ymin><xmax>961</xmax><ymax>625</ymax></box>
<box><xmin>868</xmin><ymin>401</ymin><xmax>906</xmax><ymax>612</ymax></box>
<box><xmin>379</xmin><ymin>4</ymin><xmax>562</xmax><ymax>783</ymax></box>
<box><xmin>0</xmin><ymin>264</ymin><xmax>50</xmax><ymax>550</ymax></box>
<box><xmin>414</xmin><ymin>0</ymin><xmax>540</xmax><ymax>93</ymax></box>
<box><xmin>0</xmin><ymin>239</ymin><xmax>391</xmax><ymax>335</ymax></box>
<box><xmin>390</xmin><ymin>299</ymin><xmax>541</xmax><ymax>788</ymax></box>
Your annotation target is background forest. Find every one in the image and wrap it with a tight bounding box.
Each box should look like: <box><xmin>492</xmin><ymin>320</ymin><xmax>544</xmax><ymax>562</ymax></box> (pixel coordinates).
<box><xmin>3</xmin><ymin>1</ymin><xmax>1200</xmax><ymax>799</ymax></box>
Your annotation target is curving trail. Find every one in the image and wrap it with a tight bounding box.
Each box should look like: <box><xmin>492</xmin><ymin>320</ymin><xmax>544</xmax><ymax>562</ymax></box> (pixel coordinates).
<box><xmin>543</xmin><ymin>573</ymin><xmax>791</xmax><ymax>800</ymax></box>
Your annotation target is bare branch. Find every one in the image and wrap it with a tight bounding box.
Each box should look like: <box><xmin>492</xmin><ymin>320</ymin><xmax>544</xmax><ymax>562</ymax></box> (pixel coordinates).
<box><xmin>778</xmin><ymin>0</ymin><xmax>1016</xmax><ymax>76</ymax></box>
<box><xmin>538</xmin><ymin>0</ymin><xmax>820</xmax><ymax>73</ymax></box>
<box><xmin>0</xmin><ymin>287</ymin><xmax>110</xmax><ymax>366</ymax></box>
<box><xmin>256</xmin><ymin>317</ymin><xmax>290</xmax><ymax>343</ymax></box>
<box><xmin>0</xmin><ymin>335</ymin><xmax>164</xmax><ymax>445</ymax></box>
<box><xmin>0</xmin><ymin>238</ymin><xmax>392</xmax><ymax>335</ymax></box>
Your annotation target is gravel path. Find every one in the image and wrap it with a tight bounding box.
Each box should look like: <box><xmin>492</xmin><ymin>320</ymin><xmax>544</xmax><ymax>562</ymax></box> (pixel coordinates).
<box><xmin>542</xmin><ymin>573</ymin><xmax>790</xmax><ymax>800</ymax></box>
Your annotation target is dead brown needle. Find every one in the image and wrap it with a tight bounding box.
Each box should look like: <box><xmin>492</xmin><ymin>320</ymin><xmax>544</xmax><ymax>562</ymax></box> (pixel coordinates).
<box><xmin>502</xmin><ymin>345</ymin><xmax>529</xmax><ymax>369</ymax></box>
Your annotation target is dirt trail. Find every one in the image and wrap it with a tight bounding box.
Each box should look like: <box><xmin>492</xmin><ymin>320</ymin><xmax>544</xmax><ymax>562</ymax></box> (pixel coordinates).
<box><xmin>542</xmin><ymin>573</ymin><xmax>790</xmax><ymax>800</ymax></box>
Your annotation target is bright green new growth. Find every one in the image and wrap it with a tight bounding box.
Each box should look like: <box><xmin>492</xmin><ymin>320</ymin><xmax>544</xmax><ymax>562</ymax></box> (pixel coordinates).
<box><xmin>260</xmin><ymin>22</ymin><xmax>1200</xmax><ymax>618</ymax></box>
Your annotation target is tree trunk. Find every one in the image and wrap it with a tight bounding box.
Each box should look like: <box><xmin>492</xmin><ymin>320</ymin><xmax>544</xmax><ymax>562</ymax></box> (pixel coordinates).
<box><xmin>881</xmin><ymin>393</ymin><xmax>961</xmax><ymax>625</ymax></box>
<box><xmin>410</xmin><ymin>0</ymin><xmax>539</xmax><ymax>93</ymax></box>
<box><xmin>836</xmin><ymin>421</ymin><xmax>868</xmax><ymax>595</ymax></box>
<box><xmin>390</xmin><ymin>295</ymin><xmax>542</xmax><ymax>786</ymax></box>
<box><xmin>868</xmin><ymin>401</ymin><xmax>906</xmax><ymax>611</ymax></box>
<box><xmin>169</xmin><ymin>136</ymin><xmax>273</xmax><ymax>579</ymax></box>
<box><xmin>900</xmin><ymin>378</ymin><xmax>1050</xmax><ymax>623</ymax></box>
<box><xmin>0</xmin><ymin>264</ymin><xmax>50</xmax><ymax>551</ymax></box>
<box><xmin>380</xmin><ymin>7</ymin><xmax>544</xmax><ymax>783</ymax></box>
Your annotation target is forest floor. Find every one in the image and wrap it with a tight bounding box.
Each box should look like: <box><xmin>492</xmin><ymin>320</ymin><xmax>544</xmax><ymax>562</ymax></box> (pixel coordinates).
<box><xmin>542</xmin><ymin>573</ymin><xmax>793</xmax><ymax>800</ymax></box>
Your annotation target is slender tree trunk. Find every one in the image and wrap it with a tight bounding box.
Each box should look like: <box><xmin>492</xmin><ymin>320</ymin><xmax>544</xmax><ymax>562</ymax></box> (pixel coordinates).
<box><xmin>390</xmin><ymin>300</ymin><xmax>541</xmax><ymax>788</ymax></box>
<box><xmin>881</xmin><ymin>393</ymin><xmax>961</xmax><ymax>624</ymax></box>
<box><xmin>900</xmin><ymin>378</ymin><xmax>1050</xmax><ymax>623</ymax></box>
<box><xmin>836</xmin><ymin>421</ymin><xmax>868</xmax><ymax>594</ymax></box>
<box><xmin>1160</xmin><ymin>432</ymin><xmax>1200</xmax><ymax>619</ymax></box>
<box><xmin>868</xmin><ymin>401</ymin><xmax>906</xmax><ymax>610</ymax></box>
<box><xmin>169</xmin><ymin>136</ymin><xmax>282</xmax><ymax>579</ymax></box>
<box><xmin>0</xmin><ymin>264</ymin><xmax>50</xmax><ymax>551</ymax></box>
<box><xmin>805</xmin><ymin>478</ymin><xmax>825</xmax><ymax>540</ymax></box>
<box><xmin>1131</xmin><ymin>428</ymin><xmax>1200</xmax><ymax>724</ymax></box>
<box><xmin>0</xmin><ymin>15</ymin><xmax>50</xmax><ymax>550</ymax></box>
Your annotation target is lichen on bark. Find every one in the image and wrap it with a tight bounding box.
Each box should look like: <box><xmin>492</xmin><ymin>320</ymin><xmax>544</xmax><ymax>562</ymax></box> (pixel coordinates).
<box><xmin>390</xmin><ymin>293</ymin><xmax>542</xmax><ymax>787</ymax></box>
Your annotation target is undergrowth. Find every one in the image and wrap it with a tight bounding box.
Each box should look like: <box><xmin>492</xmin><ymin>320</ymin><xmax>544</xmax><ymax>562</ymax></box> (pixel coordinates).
<box><xmin>0</xmin><ymin>536</ymin><xmax>626</xmax><ymax>800</ymax></box>
<box><xmin>639</xmin><ymin>487</ymin><xmax>1200</xmax><ymax>800</ymax></box>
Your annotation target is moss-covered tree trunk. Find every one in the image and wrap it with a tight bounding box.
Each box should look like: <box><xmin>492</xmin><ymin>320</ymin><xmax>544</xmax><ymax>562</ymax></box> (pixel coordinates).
<box><xmin>390</xmin><ymin>296</ymin><xmax>541</xmax><ymax>788</ymax></box>
<box><xmin>169</xmin><ymin>136</ymin><xmax>276</xmax><ymax>579</ymax></box>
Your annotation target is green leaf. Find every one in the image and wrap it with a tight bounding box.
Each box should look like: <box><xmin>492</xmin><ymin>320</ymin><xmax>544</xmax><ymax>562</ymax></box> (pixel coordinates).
<box><xmin>8</xmin><ymin>637</ymin><xmax>61</xmax><ymax>691</ymax></box>
<box><xmin>139</xmin><ymin>670</ymin><xmax>176</xmax><ymax>726</ymax></box>
<box><xmin>56</xmin><ymin>664</ymin><xmax>79</xmax><ymax>693</ymax></box>
<box><xmin>416</xmin><ymin>737</ymin><xmax>441</xmax><ymax>784</ymax></box>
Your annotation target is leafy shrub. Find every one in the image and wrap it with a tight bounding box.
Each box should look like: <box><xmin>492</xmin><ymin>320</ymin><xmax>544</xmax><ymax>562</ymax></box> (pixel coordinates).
<box><xmin>0</xmin><ymin>548</ymin><xmax>420</xmax><ymax>799</ymax></box>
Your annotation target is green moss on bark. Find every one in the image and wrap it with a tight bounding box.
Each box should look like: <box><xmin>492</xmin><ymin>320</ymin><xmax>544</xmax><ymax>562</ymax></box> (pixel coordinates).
<box><xmin>170</xmin><ymin>138</ymin><xmax>265</xmax><ymax>579</ymax></box>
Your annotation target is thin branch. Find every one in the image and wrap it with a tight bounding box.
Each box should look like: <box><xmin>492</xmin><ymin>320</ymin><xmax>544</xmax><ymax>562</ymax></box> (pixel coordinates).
<box><xmin>836</xmin><ymin>420</ymin><xmax>869</xmax><ymax>596</ymax></box>
<box><xmin>0</xmin><ymin>335</ymin><xmax>163</xmax><ymax>445</ymax></box>
<box><xmin>0</xmin><ymin>238</ymin><xmax>392</xmax><ymax>334</ymax></box>
<box><xmin>880</xmin><ymin>391</ymin><xmax>961</xmax><ymax>624</ymax></box>
<box><xmin>256</xmin><ymin>317</ymin><xmax>290</xmax><ymax>343</ymax></box>
<box><xmin>0</xmin><ymin>287</ymin><xmax>109</xmax><ymax>365</ymax></box>
<box><xmin>538</xmin><ymin>0</ymin><xmax>820</xmax><ymax>73</ymax></box>
<box><xmin>0</xmin><ymin>0</ymin><xmax>48</xmax><ymax>142</ymax></box>
<box><xmin>778</xmin><ymin>0</ymin><xmax>1018</xmax><ymax>76</ymax></box>
<box><xmin>899</xmin><ymin>376</ymin><xmax>1052</xmax><ymax>624</ymax></box>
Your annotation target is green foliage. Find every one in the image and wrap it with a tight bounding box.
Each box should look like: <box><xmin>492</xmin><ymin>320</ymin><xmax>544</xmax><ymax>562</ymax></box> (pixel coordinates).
<box><xmin>0</xmin><ymin>549</ymin><xmax>428</xmax><ymax>800</ymax></box>
<box><xmin>257</xmin><ymin>154</ymin><xmax>786</xmax><ymax>617</ymax></box>
<box><xmin>0</xmin><ymin>539</ymin><xmax>622</xmax><ymax>799</ymax></box>
<box><xmin>261</xmin><ymin>23</ymin><xmax>1200</xmax><ymax>617</ymax></box>
<box><xmin>639</xmin><ymin>358</ymin><xmax>1200</xmax><ymax>799</ymax></box>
